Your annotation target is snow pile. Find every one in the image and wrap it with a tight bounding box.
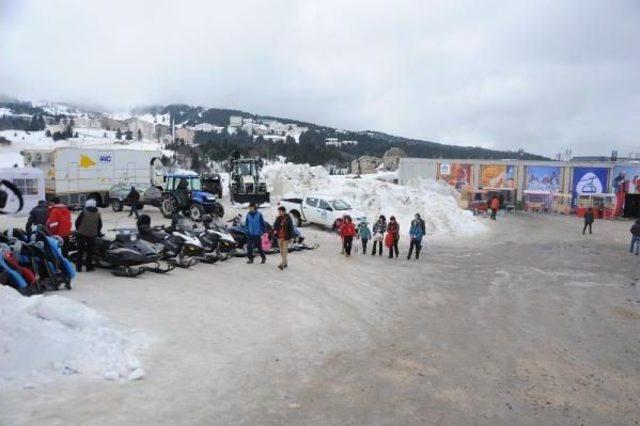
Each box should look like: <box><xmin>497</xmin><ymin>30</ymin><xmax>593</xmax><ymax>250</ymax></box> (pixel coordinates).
<box><xmin>0</xmin><ymin>287</ymin><xmax>145</xmax><ymax>389</ymax></box>
<box><xmin>262</xmin><ymin>162</ymin><xmax>487</xmax><ymax>237</ymax></box>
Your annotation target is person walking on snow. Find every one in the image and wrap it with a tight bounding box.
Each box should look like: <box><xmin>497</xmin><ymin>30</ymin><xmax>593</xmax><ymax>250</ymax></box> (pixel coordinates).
<box><xmin>386</xmin><ymin>216</ymin><xmax>400</xmax><ymax>258</ymax></box>
<box><xmin>490</xmin><ymin>196</ymin><xmax>500</xmax><ymax>220</ymax></box>
<box><xmin>74</xmin><ymin>198</ymin><xmax>102</xmax><ymax>272</ymax></box>
<box><xmin>26</xmin><ymin>200</ymin><xmax>48</xmax><ymax>234</ymax></box>
<box><xmin>47</xmin><ymin>197</ymin><xmax>72</xmax><ymax>257</ymax></box>
<box><xmin>127</xmin><ymin>186</ymin><xmax>140</xmax><ymax>218</ymax></box>
<box><xmin>630</xmin><ymin>219</ymin><xmax>640</xmax><ymax>255</ymax></box>
<box><xmin>371</xmin><ymin>215</ymin><xmax>387</xmax><ymax>256</ymax></box>
<box><xmin>339</xmin><ymin>216</ymin><xmax>356</xmax><ymax>256</ymax></box>
<box><xmin>357</xmin><ymin>220</ymin><xmax>371</xmax><ymax>254</ymax></box>
<box><xmin>414</xmin><ymin>213</ymin><xmax>426</xmax><ymax>235</ymax></box>
<box><xmin>583</xmin><ymin>207</ymin><xmax>595</xmax><ymax>235</ymax></box>
<box><xmin>407</xmin><ymin>219</ymin><xmax>425</xmax><ymax>260</ymax></box>
<box><xmin>273</xmin><ymin>206</ymin><xmax>294</xmax><ymax>270</ymax></box>
<box><xmin>245</xmin><ymin>203</ymin><xmax>267</xmax><ymax>264</ymax></box>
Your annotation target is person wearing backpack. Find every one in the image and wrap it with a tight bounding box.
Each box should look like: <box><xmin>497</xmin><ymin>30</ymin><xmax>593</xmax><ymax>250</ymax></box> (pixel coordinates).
<box><xmin>630</xmin><ymin>219</ymin><xmax>640</xmax><ymax>255</ymax></box>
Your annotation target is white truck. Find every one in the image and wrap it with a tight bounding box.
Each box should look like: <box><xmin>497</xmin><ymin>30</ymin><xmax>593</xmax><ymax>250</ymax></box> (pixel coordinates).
<box><xmin>22</xmin><ymin>147</ymin><xmax>162</xmax><ymax>208</ymax></box>
<box><xmin>278</xmin><ymin>194</ymin><xmax>367</xmax><ymax>228</ymax></box>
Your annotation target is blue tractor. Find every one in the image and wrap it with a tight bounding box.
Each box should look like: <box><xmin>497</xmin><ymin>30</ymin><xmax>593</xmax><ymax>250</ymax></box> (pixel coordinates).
<box><xmin>159</xmin><ymin>174</ymin><xmax>224</xmax><ymax>221</ymax></box>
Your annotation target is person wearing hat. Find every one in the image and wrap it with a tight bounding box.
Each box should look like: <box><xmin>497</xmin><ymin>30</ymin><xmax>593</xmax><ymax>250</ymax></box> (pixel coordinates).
<box><xmin>74</xmin><ymin>198</ymin><xmax>102</xmax><ymax>272</ymax></box>
<box><xmin>273</xmin><ymin>205</ymin><xmax>294</xmax><ymax>270</ymax></box>
<box><xmin>245</xmin><ymin>203</ymin><xmax>267</xmax><ymax>264</ymax></box>
<box><xmin>127</xmin><ymin>186</ymin><xmax>141</xmax><ymax>218</ymax></box>
<box><xmin>356</xmin><ymin>219</ymin><xmax>371</xmax><ymax>255</ymax></box>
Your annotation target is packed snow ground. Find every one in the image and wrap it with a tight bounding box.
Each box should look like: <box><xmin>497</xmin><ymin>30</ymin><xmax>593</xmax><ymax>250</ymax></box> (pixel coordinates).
<box><xmin>262</xmin><ymin>162</ymin><xmax>487</xmax><ymax>237</ymax></box>
<box><xmin>0</xmin><ymin>286</ymin><xmax>145</xmax><ymax>389</ymax></box>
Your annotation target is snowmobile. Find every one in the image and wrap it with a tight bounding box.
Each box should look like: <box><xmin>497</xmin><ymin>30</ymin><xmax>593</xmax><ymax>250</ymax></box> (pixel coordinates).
<box><xmin>201</xmin><ymin>215</ymin><xmax>238</xmax><ymax>257</ymax></box>
<box><xmin>2</xmin><ymin>228</ymin><xmax>75</xmax><ymax>292</ymax></box>
<box><xmin>70</xmin><ymin>229</ymin><xmax>173</xmax><ymax>277</ymax></box>
<box><xmin>166</xmin><ymin>216</ymin><xmax>222</xmax><ymax>263</ymax></box>
<box><xmin>136</xmin><ymin>215</ymin><xmax>198</xmax><ymax>268</ymax></box>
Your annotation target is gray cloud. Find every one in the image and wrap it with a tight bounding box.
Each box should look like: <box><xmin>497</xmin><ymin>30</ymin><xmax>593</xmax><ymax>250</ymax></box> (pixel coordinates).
<box><xmin>1</xmin><ymin>0</ymin><xmax>639</xmax><ymax>156</ymax></box>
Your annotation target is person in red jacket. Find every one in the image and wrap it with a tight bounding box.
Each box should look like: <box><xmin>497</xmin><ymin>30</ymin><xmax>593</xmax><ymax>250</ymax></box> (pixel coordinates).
<box><xmin>386</xmin><ymin>216</ymin><xmax>400</xmax><ymax>258</ymax></box>
<box><xmin>339</xmin><ymin>215</ymin><xmax>356</xmax><ymax>257</ymax></box>
<box><xmin>47</xmin><ymin>197</ymin><xmax>73</xmax><ymax>257</ymax></box>
<box><xmin>490</xmin><ymin>196</ymin><xmax>500</xmax><ymax>220</ymax></box>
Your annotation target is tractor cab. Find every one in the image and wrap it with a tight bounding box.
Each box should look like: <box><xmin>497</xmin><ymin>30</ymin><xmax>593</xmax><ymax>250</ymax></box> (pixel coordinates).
<box><xmin>229</xmin><ymin>157</ymin><xmax>270</xmax><ymax>204</ymax></box>
<box><xmin>159</xmin><ymin>174</ymin><xmax>224</xmax><ymax>221</ymax></box>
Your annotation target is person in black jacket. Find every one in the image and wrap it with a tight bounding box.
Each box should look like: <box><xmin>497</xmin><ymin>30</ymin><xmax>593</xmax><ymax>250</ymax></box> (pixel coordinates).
<box><xmin>273</xmin><ymin>206</ymin><xmax>294</xmax><ymax>270</ymax></box>
<box><xmin>583</xmin><ymin>207</ymin><xmax>594</xmax><ymax>235</ymax></box>
<box><xmin>127</xmin><ymin>186</ymin><xmax>141</xmax><ymax>218</ymax></box>
<box><xmin>414</xmin><ymin>213</ymin><xmax>426</xmax><ymax>235</ymax></box>
<box><xmin>630</xmin><ymin>219</ymin><xmax>640</xmax><ymax>255</ymax></box>
<box><xmin>74</xmin><ymin>198</ymin><xmax>103</xmax><ymax>272</ymax></box>
<box><xmin>26</xmin><ymin>200</ymin><xmax>49</xmax><ymax>233</ymax></box>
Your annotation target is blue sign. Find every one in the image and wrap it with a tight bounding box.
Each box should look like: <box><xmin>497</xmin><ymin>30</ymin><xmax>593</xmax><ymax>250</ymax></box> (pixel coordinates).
<box><xmin>572</xmin><ymin>167</ymin><xmax>609</xmax><ymax>200</ymax></box>
<box><xmin>99</xmin><ymin>155</ymin><xmax>112</xmax><ymax>163</ymax></box>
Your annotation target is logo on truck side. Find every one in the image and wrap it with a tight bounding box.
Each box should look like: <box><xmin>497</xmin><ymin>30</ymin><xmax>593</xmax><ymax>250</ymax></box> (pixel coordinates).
<box><xmin>79</xmin><ymin>154</ymin><xmax>97</xmax><ymax>168</ymax></box>
<box><xmin>99</xmin><ymin>155</ymin><xmax>112</xmax><ymax>163</ymax></box>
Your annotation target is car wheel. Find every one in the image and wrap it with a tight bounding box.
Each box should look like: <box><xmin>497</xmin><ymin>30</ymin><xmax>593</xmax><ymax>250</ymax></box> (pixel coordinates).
<box><xmin>111</xmin><ymin>199</ymin><xmax>123</xmax><ymax>212</ymax></box>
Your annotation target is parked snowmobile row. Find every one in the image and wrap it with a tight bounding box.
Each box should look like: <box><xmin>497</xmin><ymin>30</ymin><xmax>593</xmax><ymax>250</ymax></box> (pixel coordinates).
<box><xmin>0</xmin><ymin>228</ymin><xmax>76</xmax><ymax>295</ymax></box>
<box><xmin>1</xmin><ymin>211</ymin><xmax>318</xmax><ymax>296</ymax></box>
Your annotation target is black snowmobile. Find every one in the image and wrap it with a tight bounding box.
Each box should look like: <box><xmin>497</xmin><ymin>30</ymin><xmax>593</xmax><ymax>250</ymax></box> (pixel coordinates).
<box><xmin>70</xmin><ymin>229</ymin><xmax>173</xmax><ymax>277</ymax></box>
<box><xmin>136</xmin><ymin>215</ymin><xmax>197</xmax><ymax>268</ymax></box>
<box><xmin>166</xmin><ymin>216</ymin><xmax>222</xmax><ymax>263</ymax></box>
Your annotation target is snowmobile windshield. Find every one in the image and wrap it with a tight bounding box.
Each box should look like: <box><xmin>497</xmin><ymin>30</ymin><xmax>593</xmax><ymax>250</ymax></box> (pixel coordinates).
<box><xmin>331</xmin><ymin>199</ymin><xmax>351</xmax><ymax>211</ymax></box>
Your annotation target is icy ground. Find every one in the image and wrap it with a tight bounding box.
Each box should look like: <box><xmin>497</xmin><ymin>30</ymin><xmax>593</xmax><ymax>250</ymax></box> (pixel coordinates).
<box><xmin>1</xmin><ymin>207</ymin><xmax>639</xmax><ymax>425</ymax></box>
<box><xmin>0</xmin><ymin>286</ymin><xmax>146</xmax><ymax>389</ymax></box>
<box><xmin>262</xmin><ymin>162</ymin><xmax>487</xmax><ymax>237</ymax></box>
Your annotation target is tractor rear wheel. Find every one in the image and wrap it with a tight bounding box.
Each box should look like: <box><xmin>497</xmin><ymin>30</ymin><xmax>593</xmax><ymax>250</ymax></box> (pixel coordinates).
<box><xmin>160</xmin><ymin>197</ymin><xmax>177</xmax><ymax>218</ymax></box>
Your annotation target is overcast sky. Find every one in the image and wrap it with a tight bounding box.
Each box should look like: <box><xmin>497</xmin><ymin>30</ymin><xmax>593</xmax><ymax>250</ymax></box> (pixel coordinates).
<box><xmin>1</xmin><ymin>0</ymin><xmax>638</xmax><ymax>156</ymax></box>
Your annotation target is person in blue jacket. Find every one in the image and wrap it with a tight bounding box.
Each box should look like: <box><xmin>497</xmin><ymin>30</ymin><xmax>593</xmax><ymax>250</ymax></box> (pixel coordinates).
<box><xmin>245</xmin><ymin>203</ymin><xmax>267</xmax><ymax>264</ymax></box>
<box><xmin>357</xmin><ymin>220</ymin><xmax>372</xmax><ymax>254</ymax></box>
<box><xmin>407</xmin><ymin>219</ymin><xmax>425</xmax><ymax>260</ymax></box>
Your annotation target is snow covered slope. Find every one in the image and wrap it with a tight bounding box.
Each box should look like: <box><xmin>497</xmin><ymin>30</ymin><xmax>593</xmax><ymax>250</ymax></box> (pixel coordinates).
<box><xmin>262</xmin><ymin>162</ymin><xmax>487</xmax><ymax>237</ymax></box>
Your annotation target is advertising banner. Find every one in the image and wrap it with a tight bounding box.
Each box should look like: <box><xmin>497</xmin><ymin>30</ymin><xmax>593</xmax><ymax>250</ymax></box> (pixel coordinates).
<box><xmin>481</xmin><ymin>165</ymin><xmax>516</xmax><ymax>189</ymax></box>
<box><xmin>438</xmin><ymin>163</ymin><xmax>472</xmax><ymax>190</ymax></box>
<box><xmin>612</xmin><ymin>165</ymin><xmax>640</xmax><ymax>215</ymax></box>
<box><xmin>571</xmin><ymin>167</ymin><xmax>609</xmax><ymax>198</ymax></box>
<box><xmin>525</xmin><ymin>166</ymin><xmax>561</xmax><ymax>193</ymax></box>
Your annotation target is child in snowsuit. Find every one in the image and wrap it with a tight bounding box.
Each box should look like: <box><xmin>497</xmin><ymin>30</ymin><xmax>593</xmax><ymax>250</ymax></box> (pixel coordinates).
<box><xmin>371</xmin><ymin>215</ymin><xmax>387</xmax><ymax>256</ymax></box>
<box><xmin>357</xmin><ymin>221</ymin><xmax>371</xmax><ymax>254</ymax></box>
<box><xmin>407</xmin><ymin>219</ymin><xmax>425</xmax><ymax>260</ymax></box>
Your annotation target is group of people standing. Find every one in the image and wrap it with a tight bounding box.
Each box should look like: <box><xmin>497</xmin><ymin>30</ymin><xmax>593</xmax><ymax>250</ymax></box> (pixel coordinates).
<box><xmin>338</xmin><ymin>213</ymin><xmax>426</xmax><ymax>260</ymax></box>
<box><xmin>243</xmin><ymin>203</ymin><xmax>295</xmax><ymax>270</ymax></box>
<box><xmin>26</xmin><ymin>197</ymin><xmax>103</xmax><ymax>273</ymax></box>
